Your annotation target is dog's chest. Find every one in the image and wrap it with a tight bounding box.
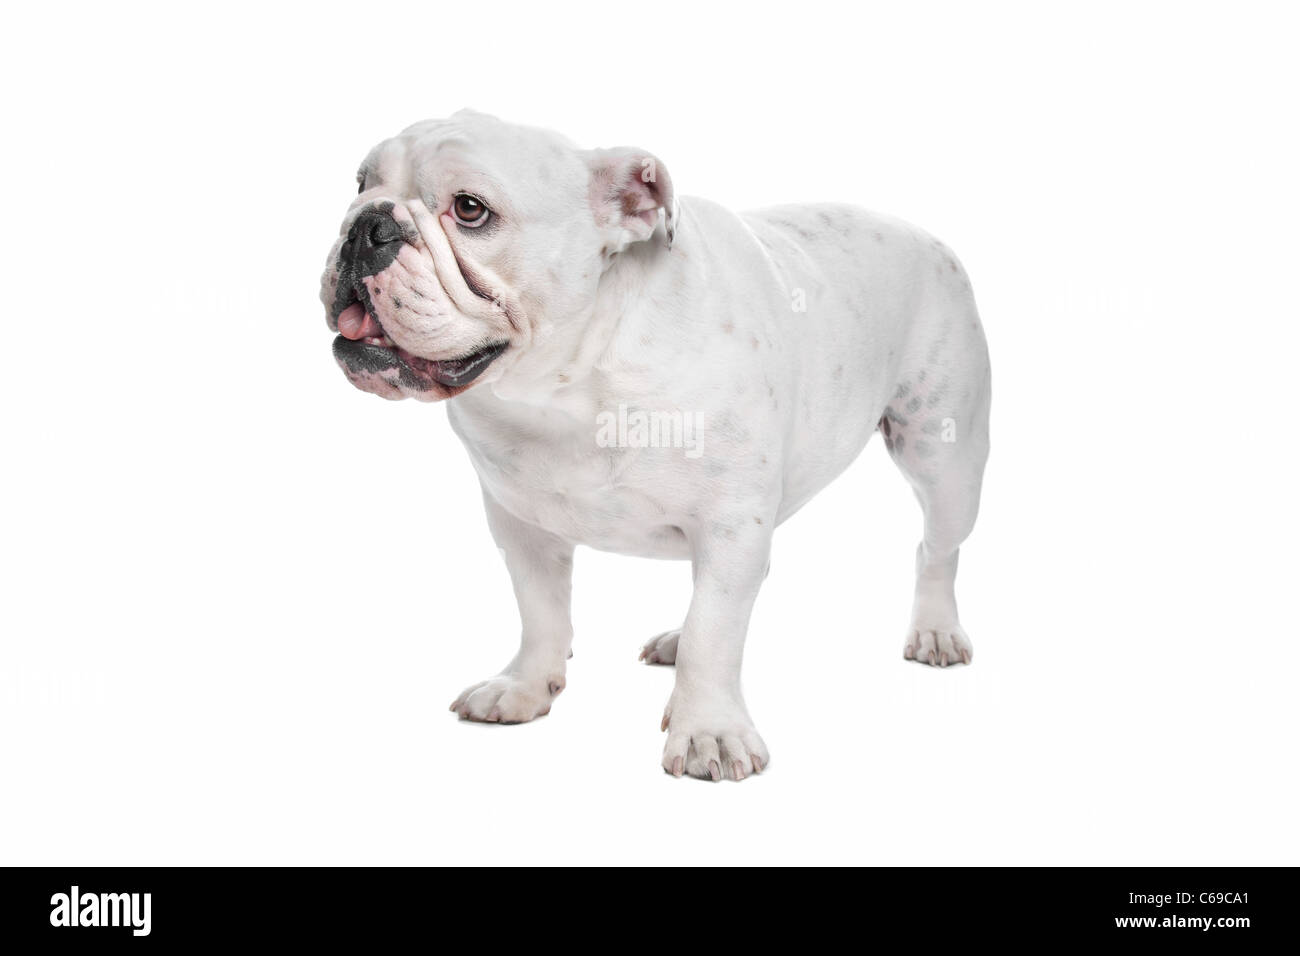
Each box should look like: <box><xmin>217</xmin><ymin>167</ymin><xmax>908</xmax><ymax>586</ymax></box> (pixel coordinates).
<box><xmin>448</xmin><ymin>403</ymin><xmax>693</xmax><ymax>557</ymax></box>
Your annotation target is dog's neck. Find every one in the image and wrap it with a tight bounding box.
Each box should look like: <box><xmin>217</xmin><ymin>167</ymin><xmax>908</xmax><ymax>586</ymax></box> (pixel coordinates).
<box><xmin>467</xmin><ymin>218</ymin><xmax>682</xmax><ymax>418</ymax></box>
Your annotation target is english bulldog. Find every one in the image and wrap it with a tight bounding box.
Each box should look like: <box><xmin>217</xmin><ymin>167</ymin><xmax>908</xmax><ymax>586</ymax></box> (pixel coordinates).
<box><xmin>319</xmin><ymin>110</ymin><xmax>991</xmax><ymax>781</ymax></box>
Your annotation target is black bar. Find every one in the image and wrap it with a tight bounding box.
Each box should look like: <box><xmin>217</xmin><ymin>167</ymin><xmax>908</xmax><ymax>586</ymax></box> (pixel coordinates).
<box><xmin>0</xmin><ymin>867</ymin><xmax>1289</xmax><ymax>945</ymax></box>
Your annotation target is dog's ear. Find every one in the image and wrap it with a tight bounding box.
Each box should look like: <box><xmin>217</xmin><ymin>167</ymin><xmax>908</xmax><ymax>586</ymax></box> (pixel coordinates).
<box><xmin>585</xmin><ymin>147</ymin><xmax>676</xmax><ymax>250</ymax></box>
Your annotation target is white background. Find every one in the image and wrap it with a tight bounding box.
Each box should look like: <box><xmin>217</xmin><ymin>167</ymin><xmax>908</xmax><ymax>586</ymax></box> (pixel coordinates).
<box><xmin>2</xmin><ymin>1</ymin><xmax>1297</xmax><ymax>865</ymax></box>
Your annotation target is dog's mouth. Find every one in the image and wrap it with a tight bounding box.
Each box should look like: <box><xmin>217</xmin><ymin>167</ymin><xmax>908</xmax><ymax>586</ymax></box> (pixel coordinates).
<box><xmin>332</xmin><ymin>300</ymin><xmax>507</xmax><ymax>390</ymax></box>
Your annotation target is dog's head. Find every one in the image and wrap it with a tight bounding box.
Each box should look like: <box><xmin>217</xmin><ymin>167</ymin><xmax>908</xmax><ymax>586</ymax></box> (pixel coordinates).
<box><xmin>319</xmin><ymin>110</ymin><xmax>675</xmax><ymax>401</ymax></box>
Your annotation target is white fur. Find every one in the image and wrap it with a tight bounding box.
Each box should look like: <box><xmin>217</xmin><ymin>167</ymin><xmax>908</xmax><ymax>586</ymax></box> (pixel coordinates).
<box><xmin>321</xmin><ymin>110</ymin><xmax>992</xmax><ymax>780</ymax></box>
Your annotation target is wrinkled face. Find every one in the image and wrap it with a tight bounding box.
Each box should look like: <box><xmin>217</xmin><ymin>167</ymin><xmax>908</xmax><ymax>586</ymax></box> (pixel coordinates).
<box><xmin>319</xmin><ymin>111</ymin><xmax>671</xmax><ymax>401</ymax></box>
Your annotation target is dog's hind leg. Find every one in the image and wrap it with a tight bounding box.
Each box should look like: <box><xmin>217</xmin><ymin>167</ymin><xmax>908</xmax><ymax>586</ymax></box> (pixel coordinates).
<box><xmin>881</xmin><ymin>334</ymin><xmax>991</xmax><ymax>666</ymax></box>
<box><xmin>639</xmin><ymin>628</ymin><xmax>681</xmax><ymax>665</ymax></box>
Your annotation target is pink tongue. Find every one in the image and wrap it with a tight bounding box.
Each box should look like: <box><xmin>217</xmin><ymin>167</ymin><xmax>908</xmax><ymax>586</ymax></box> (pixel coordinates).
<box><xmin>337</xmin><ymin>303</ymin><xmax>384</xmax><ymax>340</ymax></box>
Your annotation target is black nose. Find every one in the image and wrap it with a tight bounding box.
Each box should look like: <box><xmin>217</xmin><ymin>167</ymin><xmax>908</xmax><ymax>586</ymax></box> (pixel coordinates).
<box><xmin>341</xmin><ymin>208</ymin><xmax>405</xmax><ymax>278</ymax></box>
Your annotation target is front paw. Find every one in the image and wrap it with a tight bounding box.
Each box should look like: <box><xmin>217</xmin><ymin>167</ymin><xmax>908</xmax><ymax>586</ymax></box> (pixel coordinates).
<box><xmin>903</xmin><ymin>625</ymin><xmax>972</xmax><ymax>666</ymax></box>
<box><xmin>449</xmin><ymin>673</ymin><xmax>564</xmax><ymax>723</ymax></box>
<box><xmin>660</xmin><ymin>696</ymin><xmax>769</xmax><ymax>781</ymax></box>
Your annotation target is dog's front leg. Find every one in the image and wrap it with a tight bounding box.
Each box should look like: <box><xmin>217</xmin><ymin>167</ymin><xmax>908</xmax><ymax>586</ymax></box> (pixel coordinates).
<box><xmin>449</xmin><ymin>488</ymin><xmax>574</xmax><ymax>723</ymax></box>
<box><xmin>662</xmin><ymin>520</ymin><xmax>773</xmax><ymax>781</ymax></box>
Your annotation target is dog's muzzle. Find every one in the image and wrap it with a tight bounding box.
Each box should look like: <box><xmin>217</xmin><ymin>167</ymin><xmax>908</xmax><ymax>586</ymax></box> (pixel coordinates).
<box><xmin>326</xmin><ymin>203</ymin><xmax>508</xmax><ymax>396</ymax></box>
<box><xmin>342</xmin><ymin>207</ymin><xmax>405</xmax><ymax>280</ymax></box>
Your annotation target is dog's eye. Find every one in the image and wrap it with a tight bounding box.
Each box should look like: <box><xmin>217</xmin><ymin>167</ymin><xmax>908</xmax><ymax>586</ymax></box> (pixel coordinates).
<box><xmin>452</xmin><ymin>193</ymin><xmax>490</xmax><ymax>227</ymax></box>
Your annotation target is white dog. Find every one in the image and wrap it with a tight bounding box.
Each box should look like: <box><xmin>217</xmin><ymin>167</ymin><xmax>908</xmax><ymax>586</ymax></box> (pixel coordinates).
<box><xmin>319</xmin><ymin>110</ymin><xmax>991</xmax><ymax>781</ymax></box>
